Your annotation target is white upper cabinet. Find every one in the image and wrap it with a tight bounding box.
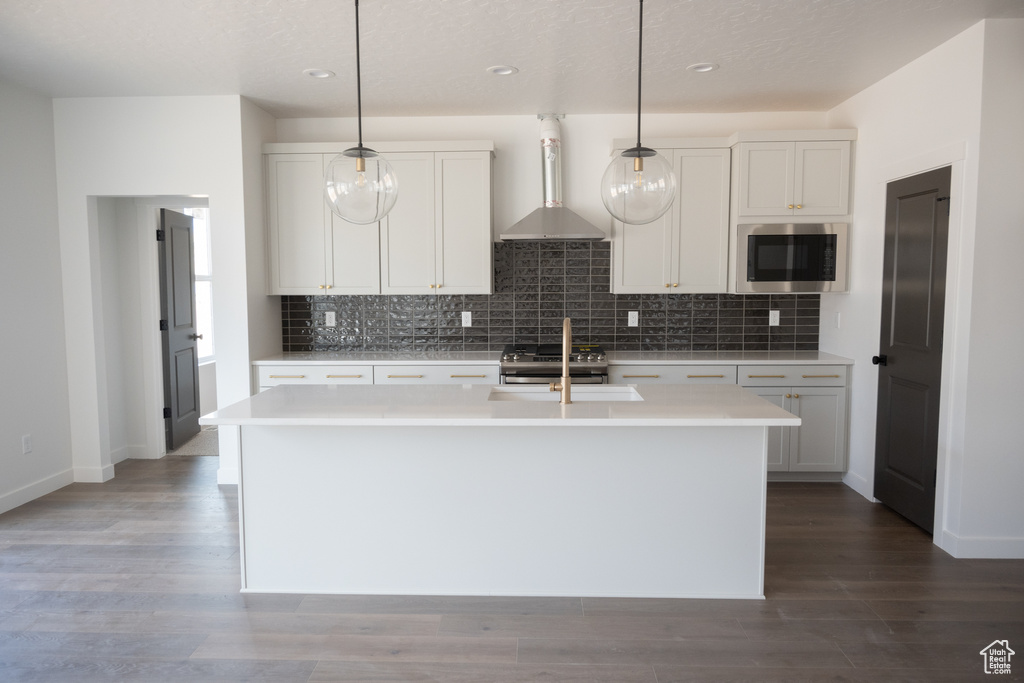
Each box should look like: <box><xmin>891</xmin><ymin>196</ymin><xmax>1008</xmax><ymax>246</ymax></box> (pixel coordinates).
<box><xmin>266</xmin><ymin>153</ymin><xmax>380</xmax><ymax>295</ymax></box>
<box><xmin>612</xmin><ymin>147</ymin><xmax>731</xmax><ymax>294</ymax></box>
<box><xmin>381</xmin><ymin>151</ymin><xmax>493</xmax><ymax>295</ymax></box>
<box><xmin>736</xmin><ymin>140</ymin><xmax>850</xmax><ymax>217</ymax></box>
<box><xmin>265</xmin><ymin>143</ymin><xmax>493</xmax><ymax>296</ymax></box>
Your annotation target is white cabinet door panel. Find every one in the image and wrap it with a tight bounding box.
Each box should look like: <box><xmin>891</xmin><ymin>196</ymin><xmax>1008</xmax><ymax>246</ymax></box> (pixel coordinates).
<box><xmin>267</xmin><ymin>154</ymin><xmax>328</xmax><ymax>293</ymax></box>
<box><xmin>380</xmin><ymin>153</ymin><xmax>436</xmax><ymax>293</ymax></box>
<box><xmin>436</xmin><ymin>153</ymin><xmax>493</xmax><ymax>294</ymax></box>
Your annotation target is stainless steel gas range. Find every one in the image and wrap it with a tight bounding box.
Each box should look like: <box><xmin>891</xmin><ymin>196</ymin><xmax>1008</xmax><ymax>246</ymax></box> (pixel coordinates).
<box><xmin>498</xmin><ymin>343</ymin><xmax>609</xmax><ymax>384</ymax></box>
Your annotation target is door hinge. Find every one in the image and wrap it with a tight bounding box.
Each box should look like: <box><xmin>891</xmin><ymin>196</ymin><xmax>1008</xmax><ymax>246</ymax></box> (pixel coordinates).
<box><xmin>159</xmin><ymin>319</ymin><xmax>169</xmax><ymax>331</ymax></box>
<box><xmin>163</xmin><ymin>407</ymin><xmax>172</xmax><ymax>419</ymax></box>
<box><xmin>156</xmin><ymin>228</ymin><xmax>166</xmax><ymax>242</ymax></box>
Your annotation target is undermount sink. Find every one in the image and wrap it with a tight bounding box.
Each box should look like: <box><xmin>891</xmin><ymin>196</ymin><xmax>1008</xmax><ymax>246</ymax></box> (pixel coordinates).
<box><xmin>488</xmin><ymin>385</ymin><xmax>644</xmax><ymax>402</ymax></box>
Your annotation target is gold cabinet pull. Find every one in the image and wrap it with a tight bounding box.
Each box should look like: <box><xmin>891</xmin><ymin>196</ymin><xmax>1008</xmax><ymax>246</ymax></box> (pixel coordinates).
<box><xmin>748</xmin><ymin>374</ymin><xmax>786</xmax><ymax>378</ymax></box>
<box><xmin>672</xmin><ymin>283</ymin><xmax>678</xmax><ymax>287</ymax></box>
<box><xmin>622</xmin><ymin>374</ymin><xmax>660</xmax><ymax>378</ymax></box>
<box><xmin>318</xmin><ymin>285</ymin><xmax>325</xmax><ymax>289</ymax></box>
<box><xmin>687</xmin><ymin>374</ymin><xmax>724</xmax><ymax>378</ymax></box>
<box><xmin>787</xmin><ymin>204</ymin><xmax>794</xmax><ymax>209</ymax></box>
<box><xmin>268</xmin><ymin>374</ymin><xmax>305</xmax><ymax>379</ymax></box>
<box><xmin>802</xmin><ymin>374</ymin><xmax>840</xmax><ymax>378</ymax></box>
<box><xmin>428</xmin><ymin>284</ymin><xmax>435</xmax><ymax>289</ymax></box>
<box><xmin>664</xmin><ymin>283</ymin><xmax>671</xmax><ymax>288</ymax></box>
<box><xmin>786</xmin><ymin>394</ymin><xmax>792</xmax><ymax>398</ymax></box>
<box><xmin>387</xmin><ymin>375</ymin><xmax>424</xmax><ymax>379</ymax></box>
<box><xmin>325</xmin><ymin>284</ymin><xmax>332</xmax><ymax>289</ymax></box>
<box><xmin>794</xmin><ymin>393</ymin><xmax>800</xmax><ymax>399</ymax></box>
<box><xmin>450</xmin><ymin>374</ymin><xmax>487</xmax><ymax>378</ymax></box>
<box><xmin>796</xmin><ymin>204</ymin><xmax>803</xmax><ymax>209</ymax></box>
<box><xmin>326</xmin><ymin>374</ymin><xmax>362</xmax><ymax>379</ymax></box>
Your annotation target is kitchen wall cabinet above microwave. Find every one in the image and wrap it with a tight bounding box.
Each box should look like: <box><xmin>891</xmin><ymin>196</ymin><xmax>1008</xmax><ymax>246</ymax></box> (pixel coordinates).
<box><xmin>611</xmin><ymin>146</ymin><xmax>731</xmax><ymax>294</ymax></box>
<box><xmin>734</xmin><ymin>139</ymin><xmax>852</xmax><ymax>218</ymax></box>
<box><xmin>264</xmin><ymin>142</ymin><xmax>494</xmax><ymax>296</ymax></box>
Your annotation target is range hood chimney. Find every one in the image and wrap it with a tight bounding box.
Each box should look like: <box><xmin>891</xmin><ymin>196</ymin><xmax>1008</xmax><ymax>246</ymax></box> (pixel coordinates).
<box><xmin>500</xmin><ymin>116</ymin><xmax>606</xmax><ymax>241</ymax></box>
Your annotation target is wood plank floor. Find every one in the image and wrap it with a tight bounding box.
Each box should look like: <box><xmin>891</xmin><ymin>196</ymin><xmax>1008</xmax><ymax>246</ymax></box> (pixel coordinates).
<box><xmin>1</xmin><ymin>456</ymin><xmax>1022</xmax><ymax>682</ymax></box>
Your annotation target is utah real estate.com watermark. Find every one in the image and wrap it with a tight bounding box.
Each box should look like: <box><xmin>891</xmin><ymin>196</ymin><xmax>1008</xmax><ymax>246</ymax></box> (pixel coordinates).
<box><xmin>980</xmin><ymin>640</ymin><xmax>1014</xmax><ymax>675</ymax></box>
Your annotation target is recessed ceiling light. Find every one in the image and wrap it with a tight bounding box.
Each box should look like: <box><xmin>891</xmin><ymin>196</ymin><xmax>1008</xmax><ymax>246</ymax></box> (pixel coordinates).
<box><xmin>686</xmin><ymin>63</ymin><xmax>719</xmax><ymax>73</ymax></box>
<box><xmin>486</xmin><ymin>65</ymin><xmax>519</xmax><ymax>76</ymax></box>
<box><xmin>303</xmin><ymin>68</ymin><xmax>336</xmax><ymax>79</ymax></box>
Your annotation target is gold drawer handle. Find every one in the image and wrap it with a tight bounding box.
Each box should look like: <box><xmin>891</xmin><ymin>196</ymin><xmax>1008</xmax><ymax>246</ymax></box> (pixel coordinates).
<box><xmin>326</xmin><ymin>374</ymin><xmax>362</xmax><ymax>379</ymax></box>
<box><xmin>687</xmin><ymin>374</ymin><xmax>725</xmax><ymax>378</ymax></box>
<box><xmin>748</xmin><ymin>374</ymin><xmax>786</xmax><ymax>378</ymax></box>
<box><xmin>451</xmin><ymin>374</ymin><xmax>488</xmax><ymax>378</ymax></box>
<box><xmin>622</xmin><ymin>374</ymin><xmax>660</xmax><ymax>378</ymax></box>
<box><xmin>387</xmin><ymin>375</ymin><xmax>424</xmax><ymax>379</ymax></box>
<box><xmin>802</xmin><ymin>374</ymin><xmax>840</xmax><ymax>378</ymax></box>
<box><xmin>268</xmin><ymin>374</ymin><xmax>305</xmax><ymax>379</ymax></box>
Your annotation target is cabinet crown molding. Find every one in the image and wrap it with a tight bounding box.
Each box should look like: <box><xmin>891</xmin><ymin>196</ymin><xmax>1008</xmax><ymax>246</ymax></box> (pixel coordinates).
<box><xmin>263</xmin><ymin>141</ymin><xmax>495</xmax><ymax>155</ymax></box>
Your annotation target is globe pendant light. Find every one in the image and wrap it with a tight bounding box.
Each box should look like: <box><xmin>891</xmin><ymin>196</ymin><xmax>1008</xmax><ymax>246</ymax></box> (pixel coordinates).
<box><xmin>600</xmin><ymin>0</ymin><xmax>676</xmax><ymax>225</ymax></box>
<box><xmin>324</xmin><ymin>0</ymin><xmax>398</xmax><ymax>224</ymax></box>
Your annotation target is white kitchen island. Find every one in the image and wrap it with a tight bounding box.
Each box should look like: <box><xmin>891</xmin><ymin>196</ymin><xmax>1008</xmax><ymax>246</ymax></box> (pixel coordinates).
<box><xmin>201</xmin><ymin>383</ymin><xmax>798</xmax><ymax>599</ymax></box>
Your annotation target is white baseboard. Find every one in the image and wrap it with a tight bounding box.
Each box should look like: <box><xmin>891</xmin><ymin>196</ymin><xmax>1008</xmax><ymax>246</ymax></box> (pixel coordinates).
<box><xmin>938</xmin><ymin>529</ymin><xmax>1024</xmax><ymax>559</ymax></box>
<box><xmin>74</xmin><ymin>464</ymin><xmax>115</xmax><ymax>483</ymax></box>
<box><xmin>842</xmin><ymin>469</ymin><xmax>874</xmax><ymax>501</ymax></box>
<box><xmin>0</xmin><ymin>469</ymin><xmax>75</xmax><ymax>515</ymax></box>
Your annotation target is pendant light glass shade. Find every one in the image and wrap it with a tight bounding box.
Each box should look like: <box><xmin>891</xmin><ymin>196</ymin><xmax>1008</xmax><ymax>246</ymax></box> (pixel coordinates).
<box><xmin>600</xmin><ymin>146</ymin><xmax>676</xmax><ymax>225</ymax></box>
<box><xmin>325</xmin><ymin>146</ymin><xmax>398</xmax><ymax>225</ymax></box>
<box><xmin>600</xmin><ymin>0</ymin><xmax>676</xmax><ymax>225</ymax></box>
<box><xmin>324</xmin><ymin>0</ymin><xmax>397</xmax><ymax>224</ymax></box>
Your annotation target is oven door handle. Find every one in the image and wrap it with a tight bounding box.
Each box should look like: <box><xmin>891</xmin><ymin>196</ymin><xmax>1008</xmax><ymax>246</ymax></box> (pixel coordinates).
<box><xmin>501</xmin><ymin>375</ymin><xmax>608</xmax><ymax>385</ymax></box>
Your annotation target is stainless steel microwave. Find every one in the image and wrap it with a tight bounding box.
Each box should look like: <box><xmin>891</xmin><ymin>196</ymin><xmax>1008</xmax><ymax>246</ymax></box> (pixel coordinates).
<box><xmin>736</xmin><ymin>223</ymin><xmax>848</xmax><ymax>293</ymax></box>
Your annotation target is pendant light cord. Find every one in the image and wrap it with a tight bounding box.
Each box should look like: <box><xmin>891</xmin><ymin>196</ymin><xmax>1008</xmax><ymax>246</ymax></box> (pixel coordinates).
<box><xmin>635</xmin><ymin>0</ymin><xmax>644</xmax><ymax>150</ymax></box>
<box><xmin>354</xmin><ymin>0</ymin><xmax>364</xmax><ymax>148</ymax></box>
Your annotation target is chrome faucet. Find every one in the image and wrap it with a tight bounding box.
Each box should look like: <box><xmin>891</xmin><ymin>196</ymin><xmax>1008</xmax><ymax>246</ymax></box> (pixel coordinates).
<box><xmin>549</xmin><ymin>317</ymin><xmax>572</xmax><ymax>404</ymax></box>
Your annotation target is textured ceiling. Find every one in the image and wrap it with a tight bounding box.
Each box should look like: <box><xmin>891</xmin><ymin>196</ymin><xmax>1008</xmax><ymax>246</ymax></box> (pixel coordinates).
<box><xmin>1</xmin><ymin>0</ymin><xmax>1022</xmax><ymax>118</ymax></box>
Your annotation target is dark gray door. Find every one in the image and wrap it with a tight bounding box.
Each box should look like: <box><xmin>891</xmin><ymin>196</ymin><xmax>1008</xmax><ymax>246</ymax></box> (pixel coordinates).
<box><xmin>873</xmin><ymin>166</ymin><xmax>951</xmax><ymax>533</ymax></box>
<box><xmin>159</xmin><ymin>209</ymin><xmax>201</xmax><ymax>450</ymax></box>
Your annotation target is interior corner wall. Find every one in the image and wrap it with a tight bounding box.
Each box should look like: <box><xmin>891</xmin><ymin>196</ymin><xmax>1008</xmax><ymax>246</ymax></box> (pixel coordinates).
<box><xmin>51</xmin><ymin>95</ymin><xmax>261</xmax><ymax>483</ymax></box>
<box><xmin>0</xmin><ymin>80</ymin><xmax>75</xmax><ymax>513</ymax></box>
<box><xmin>954</xmin><ymin>19</ymin><xmax>1024</xmax><ymax>557</ymax></box>
<box><xmin>824</xmin><ymin>20</ymin><xmax>1024</xmax><ymax>558</ymax></box>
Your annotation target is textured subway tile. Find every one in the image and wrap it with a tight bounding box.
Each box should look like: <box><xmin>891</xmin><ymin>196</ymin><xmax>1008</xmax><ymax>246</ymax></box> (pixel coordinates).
<box><xmin>281</xmin><ymin>242</ymin><xmax>820</xmax><ymax>352</ymax></box>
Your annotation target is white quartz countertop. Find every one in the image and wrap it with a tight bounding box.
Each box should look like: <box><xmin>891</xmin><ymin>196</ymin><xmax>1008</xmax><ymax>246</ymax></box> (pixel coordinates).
<box><xmin>254</xmin><ymin>350</ymin><xmax>852</xmax><ymax>366</ymax></box>
<box><xmin>201</xmin><ymin>383</ymin><xmax>801</xmax><ymax>428</ymax></box>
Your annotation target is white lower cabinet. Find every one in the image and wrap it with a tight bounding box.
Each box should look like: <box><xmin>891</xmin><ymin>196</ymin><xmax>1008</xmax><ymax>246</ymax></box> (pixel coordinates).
<box><xmin>373</xmin><ymin>365</ymin><xmax>498</xmax><ymax>384</ymax></box>
<box><xmin>257</xmin><ymin>365</ymin><xmax>374</xmax><ymax>391</ymax></box>
<box><xmin>741</xmin><ymin>365</ymin><xmax>847</xmax><ymax>473</ymax></box>
<box><xmin>609</xmin><ymin>365</ymin><xmax>737</xmax><ymax>384</ymax></box>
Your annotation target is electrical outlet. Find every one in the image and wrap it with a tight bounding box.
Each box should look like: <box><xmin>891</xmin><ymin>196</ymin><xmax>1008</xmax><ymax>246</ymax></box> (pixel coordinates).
<box><xmin>769</xmin><ymin>310</ymin><xmax>780</xmax><ymax>326</ymax></box>
<box><xmin>22</xmin><ymin>434</ymin><xmax>32</xmax><ymax>455</ymax></box>
<box><xmin>325</xmin><ymin>311</ymin><xmax>337</xmax><ymax>327</ymax></box>
<box><xmin>628</xmin><ymin>311</ymin><xmax>639</xmax><ymax>327</ymax></box>
<box><xmin>462</xmin><ymin>311</ymin><xmax>472</xmax><ymax>327</ymax></box>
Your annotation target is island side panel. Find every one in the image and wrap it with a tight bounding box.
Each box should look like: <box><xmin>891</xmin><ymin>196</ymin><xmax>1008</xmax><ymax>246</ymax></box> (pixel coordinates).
<box><xmin>238</xmin><ymin>424</ymin><xmax>768</xmax><ymax>598</ymax></box>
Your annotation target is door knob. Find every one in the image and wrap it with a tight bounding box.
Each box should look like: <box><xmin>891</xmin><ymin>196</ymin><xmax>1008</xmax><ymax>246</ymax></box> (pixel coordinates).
<box><xmin>872</xmin><ymin>354</ymin><xmax>887</xmax><ymax>366</ymax></box>
<box><xmin>188</xmin><ymin>334</ymin><xmax>204</xmax><ymax>340</ymax></box>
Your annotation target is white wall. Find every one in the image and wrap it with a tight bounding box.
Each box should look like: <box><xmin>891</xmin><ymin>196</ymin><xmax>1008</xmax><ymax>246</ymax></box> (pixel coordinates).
<box><xmin>955</xmin><ymin>19</ymin><xmax>1024</xmax><ymax>556</ymax></box>
<box><xmin>0</xmin><ymin>80</ymin><xmax>75</xmax><ymax>513</ymax></box>
<box><xmin>51</xmin><ymin>96</ymin><xmax>276</xmax><ymax>484</ymax></box>
<box><xmin>277</xmin><ymin>112</ymin><xmax>831</xmax><ymax>242</ymax></box>
<box><xmin>824</xmin><ymin>20</ymin><xmax>1024</xmax><ymax>557</ymax></box>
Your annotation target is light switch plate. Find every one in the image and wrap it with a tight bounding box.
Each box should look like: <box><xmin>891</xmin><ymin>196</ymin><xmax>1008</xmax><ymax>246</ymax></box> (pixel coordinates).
<box><xmin>628</xmin><ymin>311</ymin><xmax>639</xmax><ymax>327</ymax></box>
<box><xmin>769</xmin><ymin>310</ymin><xmax>780</xmax><ymax>326</ymax></box>
<box><xmin>462</xmin><ymin>312</ymin><xmax>472</xmax><ymax>327</ymax></box>
<box><xmin>325</xmin><ymin>311</ymin><xmax>336</xmax><ymax>327</ymax></box>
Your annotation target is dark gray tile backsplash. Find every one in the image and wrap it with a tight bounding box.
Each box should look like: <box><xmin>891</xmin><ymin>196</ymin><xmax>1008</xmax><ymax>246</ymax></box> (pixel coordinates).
<box><xmin>282</xmin><ymin>241</ymin><xmax>820</xmax><ymax>352</ymax></box>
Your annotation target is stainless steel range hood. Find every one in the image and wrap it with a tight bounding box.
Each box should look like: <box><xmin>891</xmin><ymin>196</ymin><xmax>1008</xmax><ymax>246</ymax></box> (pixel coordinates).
<box><xmin>500</xmin><ymin>116</ymin><xmax>606</xmax><ymax>241</ymax></box>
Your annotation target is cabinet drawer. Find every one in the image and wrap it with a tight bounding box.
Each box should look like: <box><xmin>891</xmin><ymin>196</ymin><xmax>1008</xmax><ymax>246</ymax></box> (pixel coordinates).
<box><xmin>257</xmin><ymin>365</ymin><xmax>373</xmax><ymax>387</ymax></box>
<box><xmin>610</xmin><ymin>365</ymin><xmax>737</xmax><ymax>384</ymax></box>
<box><xmin>373</xmin><ymin>365</ymin><xmax>498</xmax><ymax>384</ymax></box>
<box><xmin>739</xmin><ymin>365</ymin><xmax>847</xmax><ymax>386</ymax></box>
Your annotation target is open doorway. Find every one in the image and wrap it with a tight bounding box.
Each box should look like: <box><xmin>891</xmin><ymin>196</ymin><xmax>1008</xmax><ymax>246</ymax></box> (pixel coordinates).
<box><xmin>95</xmin><ymin>196</ymin><xmax>218</xmax><ymax>463</ymax></box>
